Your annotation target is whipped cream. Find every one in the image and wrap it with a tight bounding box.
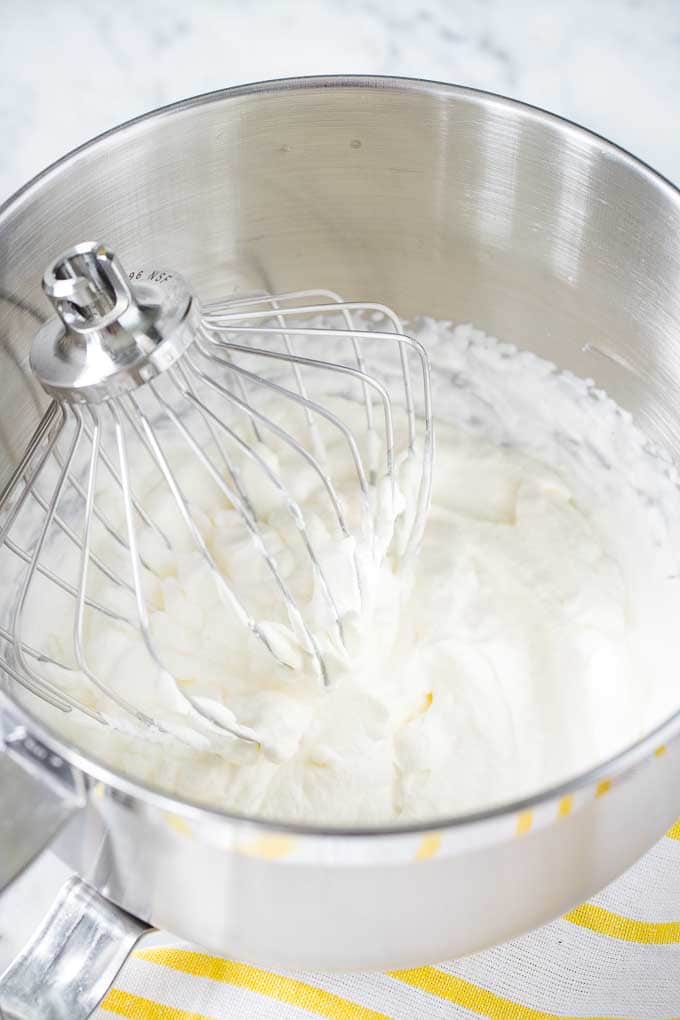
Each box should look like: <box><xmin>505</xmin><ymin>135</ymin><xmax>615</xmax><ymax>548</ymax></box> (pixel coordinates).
<box><xmin>23</xmin><ymin>317</ymin><xmax>680</xmax><ymax>824</ymax></box>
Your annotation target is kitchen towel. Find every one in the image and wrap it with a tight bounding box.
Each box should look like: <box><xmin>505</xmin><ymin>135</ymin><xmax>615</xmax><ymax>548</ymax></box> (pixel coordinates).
<box><xmin>94</xmin><ymin>819</ymin><xmax>680</xmax><ymax>1019</ymax></box>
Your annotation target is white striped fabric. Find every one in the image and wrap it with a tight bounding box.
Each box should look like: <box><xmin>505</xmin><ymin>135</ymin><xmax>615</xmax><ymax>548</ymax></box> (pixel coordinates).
<box><xmin>95</xmin><ymin>821</ymin><xmax>680</xmax><ymax>1020</ymax></box>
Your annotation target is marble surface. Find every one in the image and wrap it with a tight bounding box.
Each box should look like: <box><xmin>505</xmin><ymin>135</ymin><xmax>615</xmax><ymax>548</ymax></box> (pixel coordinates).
<box><xmin>2</xmin><ymin>0</ymin><xmax>680</xmax><ymax>205</ymax></box>
<box><xmin>2</xmin><ymin>0</ymin><xmax>680</xmax><ymax>983</ymax></box>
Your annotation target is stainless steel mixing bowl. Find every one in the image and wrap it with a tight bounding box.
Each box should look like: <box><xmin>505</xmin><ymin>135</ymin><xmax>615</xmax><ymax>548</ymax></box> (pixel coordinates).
<box><xmin>2</xmin><ymin>76</ymin><xmax>680</xmax><ymax>1019</ymax></box>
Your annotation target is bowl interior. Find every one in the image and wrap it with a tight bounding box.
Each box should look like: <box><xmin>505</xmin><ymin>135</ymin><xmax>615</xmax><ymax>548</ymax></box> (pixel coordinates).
<box><xmin>2</xmin><ymin>77</ymin><xmax>680</xmax><ymax>822</ymax></box>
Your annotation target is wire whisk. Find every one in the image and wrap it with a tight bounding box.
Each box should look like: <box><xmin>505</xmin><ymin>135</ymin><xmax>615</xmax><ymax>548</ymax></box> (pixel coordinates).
<box><xmin>0</xmin><ymin>242</ymin><xmax>433</xmax><ymax>753</ymax></box>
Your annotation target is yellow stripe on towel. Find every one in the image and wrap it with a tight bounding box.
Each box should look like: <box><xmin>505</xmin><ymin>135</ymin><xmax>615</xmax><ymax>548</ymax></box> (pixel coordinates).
<box><xmin>102</xmin><ymin>988</ymin><xmax>213</xmax><ymax>1019</ymax></box>
<box><xmin>564</xmin><ymin>903</ymin><xmax>680</xmax><ymax>943</ymax></box>
<box><xmin>667</xmin><ymin>818</ymin><xmax>680</xmax><ymax>840</ymax></box>
<box><xmin>389</xmin><ymin>967</ymin><xmax>660</xmax><ymax>1020</ymax></box>
<box><xmin>415</xmin><ymin>832</ymin><xmax>441</xmax><ymax>859</ymax></box>
<box><xmin>557</xmin><ymin>795</ymin><xmax>573</xmax><ymax>818</ymax></box>
<box><xmin>135</xmin><ymin>948</ymin><xmax>389</xmax><ymax>1020</ymax></box>
<box><xmin>515</xmin><ymin>810</ymin><xmax>533</xmax><ymax>835</ymax></box>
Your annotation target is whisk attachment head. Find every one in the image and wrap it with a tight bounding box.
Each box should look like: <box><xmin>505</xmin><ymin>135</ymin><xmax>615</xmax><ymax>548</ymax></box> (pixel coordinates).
<box><xmin>31</xmin><ymin>241</ymin><xmax>199</xmax><ymax>402</ymax></box>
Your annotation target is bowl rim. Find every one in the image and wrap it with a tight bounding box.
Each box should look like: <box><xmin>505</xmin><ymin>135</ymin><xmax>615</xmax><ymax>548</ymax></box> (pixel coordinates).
<box><xmin>2</xmin><ymin>73</ymin><xmax>680</xmax><ymax>840</ymax></box>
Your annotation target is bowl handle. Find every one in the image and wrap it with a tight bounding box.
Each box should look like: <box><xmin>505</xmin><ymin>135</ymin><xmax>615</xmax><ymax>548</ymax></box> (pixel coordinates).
<box><xmin>0</xmin><ymin>875</ymin><xmax>150</xmax><ymax>1019</ymax></box>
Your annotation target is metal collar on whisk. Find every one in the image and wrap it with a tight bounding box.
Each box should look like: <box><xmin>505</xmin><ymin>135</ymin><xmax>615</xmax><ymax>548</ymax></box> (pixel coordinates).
<box><xmin>31</xmin><ymin>242</ymin><xmax>199</xmax><ymax>402</ymax></box>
